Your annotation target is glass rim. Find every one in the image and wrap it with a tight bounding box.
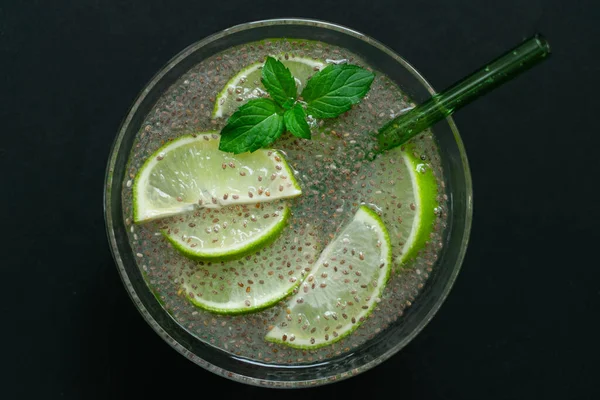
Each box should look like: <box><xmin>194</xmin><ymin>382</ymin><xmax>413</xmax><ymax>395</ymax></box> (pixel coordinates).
<box><xmin>103</xmin><ymin>17</ymin><xmax>473</xmax><ymax>388</ymax></box>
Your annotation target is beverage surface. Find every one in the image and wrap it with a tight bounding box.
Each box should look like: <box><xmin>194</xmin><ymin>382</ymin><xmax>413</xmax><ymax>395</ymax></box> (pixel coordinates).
<box><xmin>122</xmin><ymin>38</ymin><xmax>448</xmax><ymax>364</ymax></box>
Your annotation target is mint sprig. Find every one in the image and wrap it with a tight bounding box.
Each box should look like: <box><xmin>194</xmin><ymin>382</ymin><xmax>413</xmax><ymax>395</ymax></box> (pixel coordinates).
<box><xmin>218</xmin><ymin>99</ymin><xmax>284</xmax><ymax>153</ymax></box>
<box><xmin>284</xmin><ymin>103</ymin><xmax>311</xmax><ymax>139</ymax></box>
<box><xmin>302</xmin><ymin>64</ymin><xmax>375</xmax><ymax>119</ymax></box>
<box><xmin>218</xmin><ymin>56</ymin><xmax>374</xmax><ymax>154</ymax></box>
<box><xmin>261</xmin><ymin>57</ymin><xmax>297</xmax><ymax>109</ymax></box>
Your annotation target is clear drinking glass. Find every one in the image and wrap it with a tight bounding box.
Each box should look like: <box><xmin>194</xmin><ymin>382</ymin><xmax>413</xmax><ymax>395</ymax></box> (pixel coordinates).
<box><xmin>103</xmin><ymin>18</ymin><xmax>473</xmax><ymax>387</ymax></box>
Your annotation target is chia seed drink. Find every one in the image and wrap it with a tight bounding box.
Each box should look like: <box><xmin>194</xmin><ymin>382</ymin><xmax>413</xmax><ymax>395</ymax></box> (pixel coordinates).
<box><xmin>121</xmin><ymin>38</ymin><xmax>448</xmax><ymax>364</ymax></box>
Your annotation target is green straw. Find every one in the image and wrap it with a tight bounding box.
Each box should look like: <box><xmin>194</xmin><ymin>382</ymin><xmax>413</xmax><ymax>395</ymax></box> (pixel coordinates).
<box><xmin>375</xmin><ymin>34</ymin><xmax>551</xmax><ymax>151</ymax></box>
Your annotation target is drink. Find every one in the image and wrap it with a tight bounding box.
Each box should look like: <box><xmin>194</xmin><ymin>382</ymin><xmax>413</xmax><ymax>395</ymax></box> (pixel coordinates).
<box><xmin>120</xmin><ymin>38</ymin><xmax>448</xmax><ymax>364</ymax></box>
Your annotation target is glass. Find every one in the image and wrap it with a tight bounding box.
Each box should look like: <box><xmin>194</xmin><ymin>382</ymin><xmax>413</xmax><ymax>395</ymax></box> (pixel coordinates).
<box><xmin>103</xmin><ymin>18</ymin><xmax>473</xmax><ymax>387</ymax></box>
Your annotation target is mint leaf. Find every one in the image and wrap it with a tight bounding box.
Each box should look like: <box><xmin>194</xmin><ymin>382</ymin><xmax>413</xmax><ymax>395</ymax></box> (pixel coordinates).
<box><xmin>261</xmin><ymin>56</ymin><xmax>297</xmax><ymax>109</ymax></box>
<box><xmin>284</xmin><ymin>104</ymin><xmax>311</xmax><ymax>139</ymax></box>
<box><xmin>218</xmin><ymin>98</ymin><xmax>285</xmax><ymax>154</ymax></box>
<box><xmin>301</xmin><ymin>64</ymin><xmax>375</xmax><ymax>119</ymax></box>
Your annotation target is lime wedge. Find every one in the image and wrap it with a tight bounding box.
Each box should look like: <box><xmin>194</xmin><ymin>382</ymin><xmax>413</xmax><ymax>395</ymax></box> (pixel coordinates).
<box><xmin>265</xmin><ymin>205</ymin><xmax>392</xmax><ymax>349</ymax></box>
<box><xmin>160</xmin><ymin>201</ymin><xmax>290</xmax><ymax>261</ymax></box>
<box><xmin>133</xmin><ymin>133</ymin><xmax>302</xmax><ymax>223</ymax></box>
<box><xmin>366</xmin><ymin>144</ymin><xmax>439</xmax><ymax>268</ymax></box>
<box><xmin>179</xmin><ymin>223</ymin><xmax>320</xmax><ymax>314</ymax></box>
<box><xmin>213</xmin><ymin>55</ymin><xmax>325</xmax><ymax>119</ymax></box>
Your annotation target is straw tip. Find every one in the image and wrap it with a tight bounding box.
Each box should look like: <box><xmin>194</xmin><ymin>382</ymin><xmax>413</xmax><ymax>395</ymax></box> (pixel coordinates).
<box><xmin>533</xmin><ymin>33</ymin><xmax>551</xmax><ymax>55</ymax></box>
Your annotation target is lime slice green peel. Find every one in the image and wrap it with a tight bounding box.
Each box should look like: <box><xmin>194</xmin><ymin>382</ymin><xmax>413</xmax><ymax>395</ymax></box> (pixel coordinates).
<box><xmin>179</xmin><ymin>224</ymin><xmax>320</xmax><ymax>314</ymax></box>
<box><xmin>132</xmin><ymin>132</ymin><xmax>302</xmax><ymax>223</ymax></box>
<box><xmin>212</xmin><ymin>54</ymin><xmax>325</xmax><ymax>119</ymax></box>
<box><xmin>161</xmin><ymin>205</ymin><xmax>290</xmax><ymax>261</ymax></box>
<box><xmin>265</xmin><ymin>205</ymin><xmax>392</xmax><ymax>349</ymax></box>
<box><xmin>362</xmin><ymin>143</ymin><xmax>439</xmax><ymax>270</ymax></box>
<box><xmin>399</xmin><ymin>145</ymin><xmax>439</xmax><ymax>263</ymax></box>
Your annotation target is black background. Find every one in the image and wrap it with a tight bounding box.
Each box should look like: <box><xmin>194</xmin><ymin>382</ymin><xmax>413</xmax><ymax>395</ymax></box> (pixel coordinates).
<box><xmin>2</xmin><ymin>0</ymin><xmax>599</xmax><ymax>398</ymax></box>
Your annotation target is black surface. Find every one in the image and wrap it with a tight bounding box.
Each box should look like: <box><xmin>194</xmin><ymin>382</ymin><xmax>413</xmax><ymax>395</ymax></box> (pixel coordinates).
<box><xmin>2</xmin><ymin>1</ymin><xmax>599</xmax><ymax>399</ymax></box>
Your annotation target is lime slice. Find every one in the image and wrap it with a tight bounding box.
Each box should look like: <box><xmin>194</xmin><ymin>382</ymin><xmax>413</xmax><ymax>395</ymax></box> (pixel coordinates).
<box><xmin>213</xmin><ymin>55</ymin><xmax>325</xmax><ymax>119</ymax></box>
<box><xmin>133</xmin><ymin>132</ymin><xmax>302</xmax><ymax>223</ymax></box>
<box><xmin>179</xmin><ymin>223</ymin><xmax>320</xmax><ymax>314</ymax></box>
<box><xmin>265</xmin><ymin>205</ymin><xmax>392</xmax><ymax>349</ymax></box>
<box><xmin>160</xmin><ymin>201</ymin><xmax>290</xmax><ymax>261</ymax></box>
<box><xmin>365</xmin><ymin>144</ymin><xmax>439</xmax><ymax>269</ymax></box>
